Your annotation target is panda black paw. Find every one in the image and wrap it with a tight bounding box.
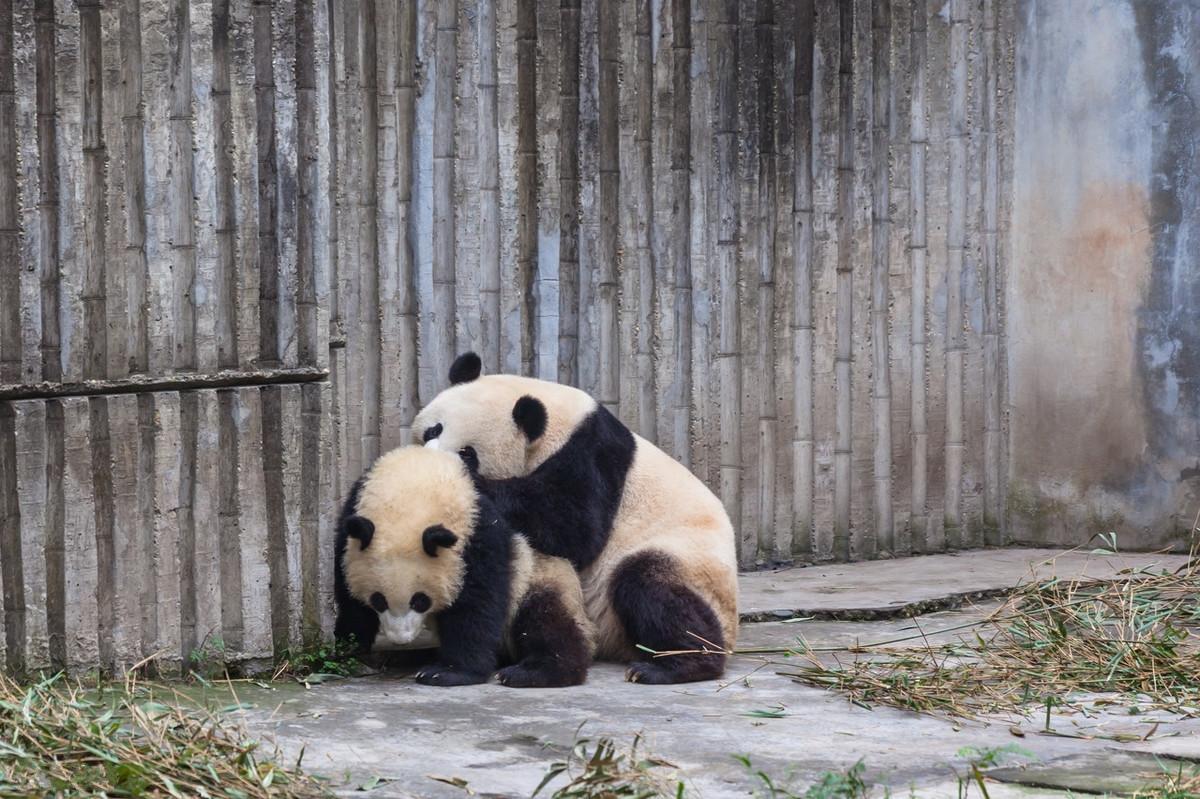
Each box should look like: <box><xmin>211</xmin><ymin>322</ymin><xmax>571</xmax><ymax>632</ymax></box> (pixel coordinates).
<box><xmin>414</xmin><ymin>665</ymin><xmax>489</xmax><ymax>687</ymax></box>
<box><xmin>496</xmin><ymin>662</ymin><xmax>586</xmax><ymax>688</ymax></box>
<box><xmin>624</xmin><ymin>661</ymin><xmax>677</xmax><ymax>685</ymax></box>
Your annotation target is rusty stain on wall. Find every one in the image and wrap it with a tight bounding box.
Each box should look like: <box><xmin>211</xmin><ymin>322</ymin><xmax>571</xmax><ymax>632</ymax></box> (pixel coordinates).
<box><xmin>1011</xmin><ymin>0</ymin><xmax>1199</xmax><ymax>548</ymax></box>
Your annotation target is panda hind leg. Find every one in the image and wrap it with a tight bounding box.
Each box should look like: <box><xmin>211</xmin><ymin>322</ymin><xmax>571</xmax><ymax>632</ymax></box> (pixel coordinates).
<box><xmin>610</xmin><ymin>551</ymin><xmax>727</xmax><ymax>684</ymax></box>
<box><xmin>498</xmin><ymin>587</ymin><xmax>591</xmax><ymax>688</ymax></box>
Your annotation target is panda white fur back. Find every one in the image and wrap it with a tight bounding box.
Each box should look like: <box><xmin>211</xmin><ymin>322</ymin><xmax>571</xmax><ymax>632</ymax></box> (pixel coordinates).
<box><xmin>334</xmin><ymin>445</ymin><xmax>594</xmax><ymax>688</ymax></box>
<box><xmin>412</xmin><ymin>353</ymin><xmax>739</xmax><ymax>683</ymax></box>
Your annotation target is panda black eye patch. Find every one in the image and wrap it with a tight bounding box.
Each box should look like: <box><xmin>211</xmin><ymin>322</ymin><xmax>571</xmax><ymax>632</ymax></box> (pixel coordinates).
<box><xmin>458</xmin><ymin>446</ymin><xmax>479</xmax><ymax>472</ymax></box>
<box><xmin>369</xmin><ymin>592</ymin><xmax>388</xmax><ymax>613</ymax></box>
<box><xmin>410</xmin><ymin>592</ymin><xmax>432</xmax><ymax>613</ymax></box>
<box><xmin>422</xmin><ymin>423</ymin><xmax>443</xmax><ymax>442</ymax></box>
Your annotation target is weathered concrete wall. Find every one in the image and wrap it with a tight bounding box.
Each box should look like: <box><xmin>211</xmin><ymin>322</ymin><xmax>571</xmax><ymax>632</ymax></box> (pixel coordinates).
<box><xmin>1009</xmin><ymin>0</ymin><xmax>1200</xmax><ymax>548</ymax></box>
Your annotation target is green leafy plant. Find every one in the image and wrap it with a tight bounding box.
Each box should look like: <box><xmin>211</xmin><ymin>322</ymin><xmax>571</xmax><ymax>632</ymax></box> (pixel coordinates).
<box><xmin>534</xmin><ymin>735</ymin><xmax>685</xmax><ymax>798</ymax></box>
<box><xmin>276</xmin><ymin>638</ymin><xmax>362</xmax><ymax>680</ymax></box>
<box><xmin>734</xmin><ymin>755</ymin><xmax>874</xmax><ymax>799</ymax></box>
<box><xmin>953</xmin><ymin>745</ymin><xmax>1034</xmax><ymax>799</ymax></box>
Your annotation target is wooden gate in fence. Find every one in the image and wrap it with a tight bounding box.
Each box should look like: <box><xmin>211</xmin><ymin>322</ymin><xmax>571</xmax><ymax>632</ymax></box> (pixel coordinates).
<box><xmin>0</xmin><ymin>0</ymin><xmax>1015</xmax><ymax>673</ymax></box>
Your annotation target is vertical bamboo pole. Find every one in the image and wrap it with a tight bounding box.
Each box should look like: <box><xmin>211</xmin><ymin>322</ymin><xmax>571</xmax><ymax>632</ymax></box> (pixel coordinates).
<box><xmin>0</xmin><ymin>403</ymin><xmax>23</xmax><ymax>672</ymax></box>
<box><xmin>870</xmin><ymin>0</ymin><xmax>893</xmax><ymax>554</ymax></box>
<box><xmin>295</xmin><ymin>0</ymin><xmax>321</xmax><ymax>370</ymax></box>
<box><xmin>169</xmin><ymin>0</ymin><xmax>196</xmax><ymax>372</ymax></box>
<box><xmin>376</xmin><ymin>0</ymin><xmax>401</xmax><ymax>446</ymax></box>
<box><xmin>80</xmin><ymin>1</ymin><xmax>107</xmax><ymax>380</ymax></box>
<box><xmin>669</xmin><ymin>0</ymin><xmax>693</xmax><ymax>465</ymax></box>
<box><xmin>190</xmin><ymin>0</ymin><xmax>219</xmax><ymax>375</ymax></box>
<box><xmin>733</xmin><ymin>0</ymin><xmax>759</xmax><ymax>563</ymax></box>
<box><xmin>596</xmin><ymin>0</ymin><xmax>618</xmax><ymax>411</ymax></box>
<box><xmin>752</xmin><ymin>0</ymin><xmax>776</xmax><ymax>563</ymax></box>
<box><xmin>832</xmin><ymin>0</ymin><xmax>853</xmax><ymax>561</ymax></box>
<box><xmin>254</xmin><ymin>0</ymin><xmax>279</xmax><ymax>367</ymax></box>
<box><xmin>651</xmin><ymin>0</ymin><xmax>674</xmax><ymax>450</ymax></box>
<box><xmin>478</xmin><ymin>0</ymin><xmax>502</xmax><ymax>373</ymax></box>
<box><xmin>515</xmin><ymin>0</ymin><xmax>536</xmax><ymax>376</ymax></box>
<box><xmin>35</xmin><ymin>0</ymin><xmax>59</xmax><ymax>383</ymax></box>
<box><xmin>359</xmin><ymin>0</ymin><xmax>380</xmax><ymax>463</ymax></box>
<box><xmin>558</xmin><ymin>0</ymin><xmax>581</xmax><ymax>385</ymax></box>
<box><xmin>213</xmin><ymin>0</ymin><xmax>239</xmax><ymax>370</ymax></box>
<box><xmin>981</xmin><ymin>0</ymin><xmax>1002</xmax><ymax>545</ymax></box>
<box><xmin>14</xmin><ymin>4</ymin><xmax>40</xmax><ymax>383</ymax></box>
<box><xmin>576</xmin><ymin>0</ymin><xmax>599</xmax><ymax>395</ymax></box>
<box><xmin>688</xmin><ymin>0</ymin><xmax>713</xmax><ymax>484</ymax></box>
<box><xmin>908</xmin><ymin>0</ymin><xmax>928</xmax><ymax>551</ymax></box>
<box><xmin>635</xmin><ymin>0</ymin><xmax>655</xmax><ymax>437</ymax></box>
<box><xmin>944</xmin><ymin>0</ymin><xmax>966</xmax><ymax>547</ymax></box>
<box><xmin>452</xmin><ymin>0</ymin><xmax>480</xmax><ymax>359</ymax></box>
<box><xmin>0</xmin><ymin>1</ymin><xmax>18</xmax><ymax>384</ymax></box>
<box><xmin>535</xmin><ymin>0</ymin><xmax>560</xmax><ymax>381</ymax></box>
<box><xmin>13</xmin><ymin>403</ymin><xmax>48</xmax><ymax>669</ymax></box>
<box><xmin>713</xmin><ymin>0</ymin><xmax>742</xmax><ymax>561</ymax></box>
<box><xmin>792</xmin><ymin>0</ymin><xmax>814</xmax><ymax>560</ymax></box>
<box><xmin>771</xmin><ymin>0</ymin><xmax>797</xmax><ymax>562</ymax></box>
<box><xmin>396</xmin><ymin>1</ymin><xmax>419</xmax><ymax>433</ymax></box>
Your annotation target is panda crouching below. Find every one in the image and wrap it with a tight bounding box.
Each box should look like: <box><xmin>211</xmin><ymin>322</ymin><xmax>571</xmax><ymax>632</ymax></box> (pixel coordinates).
<box><xmin>334</xmin><ymin>445</ymin><xmax>594</xmax><ymax>687</ymax></box>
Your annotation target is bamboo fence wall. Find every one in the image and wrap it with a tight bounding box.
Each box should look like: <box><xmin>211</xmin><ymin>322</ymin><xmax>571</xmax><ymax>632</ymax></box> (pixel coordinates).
<box><xmin>0</xmin><ymin>0</ymin><xmax>1015</xmax><ymax>673</ymax></box>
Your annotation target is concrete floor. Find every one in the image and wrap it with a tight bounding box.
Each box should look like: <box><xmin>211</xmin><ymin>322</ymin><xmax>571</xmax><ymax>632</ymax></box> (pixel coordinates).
<box><xmin>233</xmin><ymin>548</ymin><xmax>1197</xmax><ymax>798</ymax></box>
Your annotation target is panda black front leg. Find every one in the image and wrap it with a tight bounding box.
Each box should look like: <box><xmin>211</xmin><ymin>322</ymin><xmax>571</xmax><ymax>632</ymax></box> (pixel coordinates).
<box><xmin>414</xmin><ymin>664</ymin><xmax>491</xmax><ymax>687</ymax></box>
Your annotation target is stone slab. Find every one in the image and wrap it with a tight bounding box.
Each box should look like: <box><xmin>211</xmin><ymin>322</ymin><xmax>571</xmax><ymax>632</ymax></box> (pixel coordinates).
<box><xmin>738</xmin><ymin>548</ymin><xmax>1192</xmax><ymax>620</ymax></box>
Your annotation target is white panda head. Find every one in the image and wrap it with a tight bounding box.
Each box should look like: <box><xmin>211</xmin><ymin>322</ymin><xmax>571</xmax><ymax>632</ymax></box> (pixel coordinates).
<box><xmin>412</xmin><ymin>353</ymin><xmax>598</xmax><ymax>479</ymax></box>
<box><xmin>341</xmin><ymin>446</ymin><xmax>477</xmax><ymax>644</ymax></box>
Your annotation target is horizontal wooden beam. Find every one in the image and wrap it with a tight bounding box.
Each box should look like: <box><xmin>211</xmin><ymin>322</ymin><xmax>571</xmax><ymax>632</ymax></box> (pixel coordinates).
<box><xmin>0</xmin><ymin>367</ymin><xmax>328</xmax><ymax>401</ymax></box>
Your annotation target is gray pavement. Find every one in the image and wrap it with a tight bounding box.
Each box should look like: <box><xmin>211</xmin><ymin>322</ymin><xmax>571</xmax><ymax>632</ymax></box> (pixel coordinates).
<box><xmin>232</xmin><ymin>548</ymin><xmax>1197</xmax><ymax>798</ymax></box>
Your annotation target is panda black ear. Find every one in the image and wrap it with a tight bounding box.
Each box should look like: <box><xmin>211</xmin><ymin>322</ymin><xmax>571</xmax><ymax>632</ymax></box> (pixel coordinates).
<box><xmin>449</xmin><ymin>352</ymin><xmax>482</xmax><ymax>385</ymax></box>
<box><xmin>512</xmin><ymin>395</ymin><xmax>547</xmax><ymax>442</ymax></box>
<box><xmin>422</xmin><ymin>525</ymin><xmax>458</xmax><ymax>557</ymax></box>
<box><xmin>346</xmin><ymin>516</ymin><xmax>375</xmax><ymax>550</ymax></box>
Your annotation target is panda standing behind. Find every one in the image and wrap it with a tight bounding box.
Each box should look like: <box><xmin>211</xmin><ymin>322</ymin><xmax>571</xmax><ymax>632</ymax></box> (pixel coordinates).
<box><xmin>413</xmin><ymin>353</ymin><xmax>739</xmax><ymax>684</ymax></box>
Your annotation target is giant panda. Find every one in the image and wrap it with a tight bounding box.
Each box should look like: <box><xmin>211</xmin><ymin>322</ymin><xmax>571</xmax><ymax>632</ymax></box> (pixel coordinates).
<box><xmin>333</xmin><ymin>445</ymin><xmax>594</xmax><ymax>687</ymax></box>
<box><xmin>412</xmin><ymin>353</ymin><xmax>739</xmax><ymax>684</ymax></box>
